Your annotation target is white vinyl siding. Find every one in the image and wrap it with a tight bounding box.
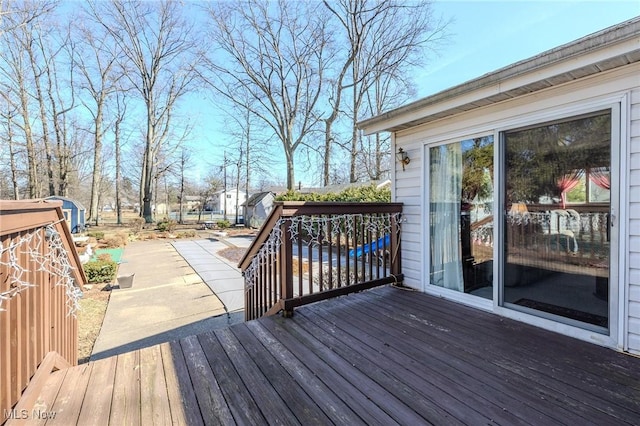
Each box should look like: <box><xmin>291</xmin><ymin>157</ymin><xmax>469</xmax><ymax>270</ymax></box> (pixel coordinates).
<box><xmin>628</xmin><ymin>88</ymin><xmax>640</xmax><ymax>354</ymax></box>
<box><xmin>392</xmin><ymin>62</ymin><xmax>640</xmax><ymax>351</ymax></box>
<box><xmin>394</xmin><ymin>142</ymin><xmax>424</xmax><ymax>289</ymax></box>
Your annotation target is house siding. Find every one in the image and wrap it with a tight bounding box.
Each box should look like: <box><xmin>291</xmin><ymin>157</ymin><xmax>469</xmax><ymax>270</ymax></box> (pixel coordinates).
<box><xmin>393</xmin><ymin>62</ymin><xmax>640</xmax><ymax>351</ymax></box>
<box><xmin>629</xmin><ymin>87</ymin><xmax>640</xmax><ymax>354</ymax></box>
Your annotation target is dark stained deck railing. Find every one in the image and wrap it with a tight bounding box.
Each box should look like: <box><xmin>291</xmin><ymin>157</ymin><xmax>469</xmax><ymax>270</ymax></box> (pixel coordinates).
<box><xmin>0</xmin><ymin>200</ymin><xmax>86</xmax><ymax>416</ymax></box>
<box><xmin>238</xmin><ymin>202</ymin><xmax>403</xmax><ymax>320</ymax></box>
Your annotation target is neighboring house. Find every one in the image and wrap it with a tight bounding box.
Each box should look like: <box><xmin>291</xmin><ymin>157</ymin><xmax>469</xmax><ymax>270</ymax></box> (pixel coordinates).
<box><xmin>359</xmin><ymin>17</ymin><xmax>640</xmax><ymax>355</ymax></box>
<box><xmin>45</xmin><ymin>196</ymin><xmax>86</xmax><ymax>233</ymax></box>
<box><xmin>245</xmin><ymin>191</ymin><xmax>275</xmax><ymax>228</ymax></box>
<box><xmin>210</xmin><ymin>189</ymin><xmax>247</xmax><ymax>218</ymax></box>
<box><xmin>182</xmin><ymin>195</ymin><xmax>201</xmax><ymax>211</ymax></box>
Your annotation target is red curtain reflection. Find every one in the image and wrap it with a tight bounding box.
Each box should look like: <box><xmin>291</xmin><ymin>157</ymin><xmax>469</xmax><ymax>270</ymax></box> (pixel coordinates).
<box><xmin>589</xmin><ymin>168</ymin><xmax>610</xmax><ymax>190</ymax></box>
<box><xmin>557</xmin><ymin>171</ymin><xmax>582</xmax><ymax>208</ymax></box>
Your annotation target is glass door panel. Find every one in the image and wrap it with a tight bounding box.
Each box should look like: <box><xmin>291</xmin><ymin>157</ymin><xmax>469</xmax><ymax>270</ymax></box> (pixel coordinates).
<box><xmin>429</xmin><ymin>136</ymin><xmax>494</xmax><ymax>299</ymax></box>
<box><xmin>503</xmin><ymin>111</ymin><xmax>611</xmax><ymax>331</ymax></box>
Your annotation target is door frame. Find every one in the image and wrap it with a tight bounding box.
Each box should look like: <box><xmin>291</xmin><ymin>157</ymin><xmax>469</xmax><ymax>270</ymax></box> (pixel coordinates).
<box><xmin>419</xmin><ymin>92</ymin><xmax>629</xmax><ymax>350</ymax></box>
<box><xmin>493</xmin><ymin>94</ymin><xmax>627</xmax><ymax>349</ymax></box>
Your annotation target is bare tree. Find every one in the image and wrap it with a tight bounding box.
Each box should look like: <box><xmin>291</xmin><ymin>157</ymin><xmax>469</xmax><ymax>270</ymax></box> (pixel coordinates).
<box><xmin>86</xmin><ymin>0</ymin><xmax>201</xmax><ymax>222</ymax></box>
<box><xmin>113</xmin><ymin>91</ymin><xmax>128</xmax><ymax>225</ymax></box>
<box><xmin>0</xmin><ymin>2</ymin><xmax>79</xmax><ymax>199</ymax></box>
<box><xmin>322</xmin><ymin>0</ymin><xmax>448</xmax><ymax>183</ymax></box>
<box><xmin>74</xmin><ymin>17</ymin><xmax>124</xmax><ymax>225</ymax></box>
<box><xmin>203</xmin><ymin>0</ymin><xmax>328</xmax><ymax>190</ymax></box>
<box><xmin>47</xmin><ymin>36</ymin><xmax>78</xmax><ymax>197</ymax></box>
<box><xmin>0</xmin><ymin>103</ymin><xmax>20</xmax><ymax>199</ymax></box>
<box><xmin>177</xmin><ymin>148</ymin><xmax>190</xmax><ymax>224</ymax></box>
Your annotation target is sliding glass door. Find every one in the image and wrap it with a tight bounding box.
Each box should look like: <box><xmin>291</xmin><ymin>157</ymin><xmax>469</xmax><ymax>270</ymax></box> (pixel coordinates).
<box><xmin>428</xmin><ymin>136</ymin><xmax>494</xmax><ymax>299</ymax></box>
<box><xmin>502</xmin><ymin>111</ymin><xmax>613</xmax><ymax>332</ymax></box>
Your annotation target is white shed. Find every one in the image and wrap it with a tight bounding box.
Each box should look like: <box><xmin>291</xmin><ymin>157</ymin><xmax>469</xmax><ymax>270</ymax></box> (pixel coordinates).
<box><xmin>360</xmin><ymin>17</ymin><xmax>640</xmax><ymax>355</ymax></box>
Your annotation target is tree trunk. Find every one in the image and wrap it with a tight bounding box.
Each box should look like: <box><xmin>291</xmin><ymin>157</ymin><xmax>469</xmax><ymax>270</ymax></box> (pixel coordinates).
<box><xmin>29</xmin><ymin>49</ymin><xmax>56</xmax><ymax>197</ymax></box>
<box><xmin>323</xmin><ymin>121</ymin><xmax>332</xmax><ymax>186</ymax></box>
<box><xmin>7</xmin><ymin>112</ymin><xmax>20</xmax><ymax>200</ymax></box>
<box><xmin>115</xmin><ymin>111</ymin><xmax>123</xmax><ymax>225</ymax></box>
<box><xmin>89</xmin><ymin>102</ymin><xmax>104</xmax><ymax>226</ymax></box>
<box><xmin>142</xmin><ymin>105</ymin><xmax>155</xmax><ymax>223</ymax></box>
<box><xmin>285</xmin><ymin>146</ymin><xmax>295</xmax><ymax>191</ymax></box>
<box><xmin>18</xmin><ymin>74</ymin><xmax>38</xmax><ymax>198</ymax></box>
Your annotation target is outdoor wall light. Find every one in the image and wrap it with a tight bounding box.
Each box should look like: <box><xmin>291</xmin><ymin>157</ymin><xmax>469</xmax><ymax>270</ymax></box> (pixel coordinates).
<box><xmin>396</xmin><ymin>147</ymin><xmax>410</xmax><ymax>171</ymax></box>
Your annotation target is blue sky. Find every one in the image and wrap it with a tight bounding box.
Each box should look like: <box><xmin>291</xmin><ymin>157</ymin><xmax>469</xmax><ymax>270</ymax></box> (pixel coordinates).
<box><xmin>192</xmin><ymin>1</ymin><xmax>640</xmax><ymax>186</ymax></box>
<box><xmin>418</xmin><ymin>0</ymin><xmax>640</xmax><ymax>97</ymax></box>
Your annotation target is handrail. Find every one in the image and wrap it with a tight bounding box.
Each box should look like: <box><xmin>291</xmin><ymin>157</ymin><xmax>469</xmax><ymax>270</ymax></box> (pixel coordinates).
<box><xmin>1</xmin><ymin>199</ymin><xmax>86</xmax><ymax>416</ymax></box>
<box><xmin>240</xmin><ymin>202</ymin><xmax>403</xmax><ymax>321</ymax></box>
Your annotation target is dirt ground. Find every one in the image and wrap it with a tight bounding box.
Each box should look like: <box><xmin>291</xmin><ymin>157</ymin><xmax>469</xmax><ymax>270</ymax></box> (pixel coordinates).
<box><xmin>77</xmin><ymin>283</ymin><xmax>112</xmax><ymax>363</ymax></box>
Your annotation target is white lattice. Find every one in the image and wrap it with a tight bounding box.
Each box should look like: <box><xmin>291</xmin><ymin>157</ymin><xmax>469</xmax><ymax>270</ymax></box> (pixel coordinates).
<box><xmin>0</xmin><ymin>222</ymin><xmax>82</xmax><ymax>316</ymax></box>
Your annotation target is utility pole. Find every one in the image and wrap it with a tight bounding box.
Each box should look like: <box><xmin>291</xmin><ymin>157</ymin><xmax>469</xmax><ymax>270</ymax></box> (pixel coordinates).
<box><xmin>223</xmin><ymin>151</ymin><xmax>228</xmax><ymax>222</ymax></box>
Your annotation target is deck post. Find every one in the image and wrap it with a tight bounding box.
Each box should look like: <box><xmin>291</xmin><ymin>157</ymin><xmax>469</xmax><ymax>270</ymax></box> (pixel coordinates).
<box><xmin>391</xmin><ymin>213</ymin><xmax>402</xmax><ymax>278</ymax></box>
<box><xmin>280</xmin><ymin>218</ymin><xmax>294</xmax><ymax>317</ymax></box>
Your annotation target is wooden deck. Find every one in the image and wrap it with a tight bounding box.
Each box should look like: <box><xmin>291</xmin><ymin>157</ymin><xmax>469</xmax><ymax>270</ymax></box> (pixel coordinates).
<box><xmin>7</xmin><ymin>285</ymin><xmax>640</xmax><ymax>425</ymax></box>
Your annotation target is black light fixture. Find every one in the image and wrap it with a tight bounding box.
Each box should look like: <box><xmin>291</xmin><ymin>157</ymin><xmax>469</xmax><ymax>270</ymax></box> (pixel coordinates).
<box><xmin>396</xmin><ymin>147</ymin><xmax>410</xmax><ymax>171</ymax></box>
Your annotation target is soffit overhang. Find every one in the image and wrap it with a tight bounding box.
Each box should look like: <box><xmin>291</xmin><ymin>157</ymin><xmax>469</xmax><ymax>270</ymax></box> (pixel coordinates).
<box><xmin>359</xmin><ymin>17</ymin><xmax>640</xmax><ymax>135</ymax></box>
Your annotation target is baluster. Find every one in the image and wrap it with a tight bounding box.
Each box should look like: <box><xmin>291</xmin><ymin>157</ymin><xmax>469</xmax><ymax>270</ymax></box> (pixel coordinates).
<box><xmin>391</xmin><ymin>213</ymin><xmax>401</xmax><ymax>277</ymax></box>
<box><xmin>352</xmin><ymin>215</ymin><xmax>358</xmax><ymax>285</ymax></box>
<box><xmin>368</xmin><ymin>219</ymin><xmax>373</xmax><ymax>281</ymax></box>
<box><xmin>336</xmin><ymin>220</ymin><xmax>342</xmax><ymax>288</ymax></box>
<box><xmin>327</xmin><ymin>216</ymin><xmax>333</xmax><ymax>289</ymax></box>
<box><xmin>297</xmin><ymin>220</ymin><xmax>303</xmax><ymax>297</ymax></box>
<box><xmin>280</xmin><ymin>218</ymin><xmax>294</xmax><ymax>317</ymax></box>
<box><xmin>318</xmin><ymin>218</ymin><xmax>324</xmax><ymax>292</ymax></box>
<box><xmin>307</xmin><ymin>224</ymin><xmax>313</xmax><ymax>295</ymax></box>
<box><xmin>360</xmin><ymin>216</ymin><xmax>366</xmax><ymax>283</ymax></box>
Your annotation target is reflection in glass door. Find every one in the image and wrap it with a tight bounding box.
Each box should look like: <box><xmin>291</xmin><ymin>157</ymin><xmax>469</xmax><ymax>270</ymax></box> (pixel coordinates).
<box><xmin>429</xmin><ymin>136</ymin><xmax>494</xmax><ymax>299</ymax></box>
<box><xmin>503</xmin><ymin>111</ymin><xmax>611</xmax><ymax>331</ymax></box>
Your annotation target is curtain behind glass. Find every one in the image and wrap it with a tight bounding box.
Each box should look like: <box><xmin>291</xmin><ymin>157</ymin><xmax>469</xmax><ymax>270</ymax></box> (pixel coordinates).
<box><xmin>430</xmin><ymin>143</ymin><xmax>463</xmax><ymax>291</ymax></box>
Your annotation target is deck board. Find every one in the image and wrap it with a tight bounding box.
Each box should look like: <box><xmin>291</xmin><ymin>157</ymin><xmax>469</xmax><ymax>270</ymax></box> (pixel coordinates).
<box><xmin>306</xmin><ymin>295</ymin><xmax>537</xmax><ymax>425</ymax></box>
<box><xmin>332</xmin><ymin>291</ymin><xmax>600</xmax><ymax>424</ymax></box>
<box><xmin>244</xmin><ymin>321</ymin><xmax>366</xmax><ymax>425</ymax></box>
<box><xmin>15</xmin><ymin>285</ymin><xmax>640</xmax><ymax>425</ymax></box>
<box><xmin>370</xmin><ymin>289</ymin><xmax>636</xmax><ymax>423</ymax></box>
<box><xmin>228</xmin><ymin>323</ymin><xmax>331</xmax><ymax>425</ymax></box>
<box><xmin>197</xmin><ymin>331</ymin><xmax>266</xmax><ymax>425</ymax></box>
<box><xmin>179</xmin><ymin>335</ymin><xmax>233</xmax><ymax>425</ymax></box>
<box><xmin>160</xmin><ymin>341</ymin><xmax>203</xmax><ymax>426</ymax></box>
<box><xmin>76</xmin><ymin>356</ymin><xmax>116</xmax><ymax>425</ymax></box>
<box><xmin>259</xmin><ymin>315</ymin><xmax>402</xmax><ymax>425</ymax></box>
<box><xmin>111</xmin><ymin>350</ymin><xmax>141</xmax><ymax>426</ymax></box>
<box><xmin>213</xmin><ymin>327</ymin><xmax>300</xmax><ymax>425</ymax></box>
<box><xmin>385</xmin><ymin>288</ymin><xmax>640</xmax><ymax>423</ymax></box>
<box><xmin>139</xmin><ymin>345</ymin><xmax>171</xmax><ymax>425</ymax></box>
<box><xmin>46</xmin><ymin>362</ymin><xmax>92</xmax><ymax>425</ymax></box>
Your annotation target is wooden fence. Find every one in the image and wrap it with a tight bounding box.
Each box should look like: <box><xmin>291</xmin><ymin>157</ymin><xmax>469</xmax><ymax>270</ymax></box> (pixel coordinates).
<box><xmin>0</xmin><ymin>200</ymin><xmax>86</xmax><ymax>416</ymax></box>
<box><xmin>239</xmin><ymin>202</ymin><xmax>403</xmax><ymax>321</ymax></box>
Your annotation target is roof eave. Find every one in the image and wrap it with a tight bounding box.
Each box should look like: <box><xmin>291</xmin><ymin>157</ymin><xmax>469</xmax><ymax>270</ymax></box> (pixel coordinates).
<box><xmin>359</xmin><ymin>16</ymin><xmax>640</xmax><ymax>135</ymax></box>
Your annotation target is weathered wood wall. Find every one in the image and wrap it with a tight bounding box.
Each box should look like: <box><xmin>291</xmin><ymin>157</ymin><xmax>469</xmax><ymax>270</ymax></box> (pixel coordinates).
<box><xmin>0</xmin><ymin>200</ymin><xmax>86</xmax><ymax>416</ymax></box>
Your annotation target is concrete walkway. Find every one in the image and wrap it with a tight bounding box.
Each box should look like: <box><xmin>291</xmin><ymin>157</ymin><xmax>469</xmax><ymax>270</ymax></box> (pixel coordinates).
<box><xmin>91</xmin><ymin>237</ymin><xmax>247</xmax><ymax>360</ymax></box>
<box><xmin>171</xmin><ymin>238</ymin><xmax>249</xmax><ymax>313</ymax></box>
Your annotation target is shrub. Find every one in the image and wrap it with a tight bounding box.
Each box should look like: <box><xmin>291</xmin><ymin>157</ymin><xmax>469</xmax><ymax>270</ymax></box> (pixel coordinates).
<box><xmin>102</xmin><ymin>236</ymin><xmax>123</xmax><ymax>248</ymax></box>
<box><xmin>130</xmin><ymin>217</ymin><xmax>145</xmax><ymax>234</ymax></box>
<box><xmin>176</xmin><ymin>230</ymin><xmax>196</xmax><ymax>238</ymax></box>
<box><xmin>83</xmin><ymin>259</ymin><xmax>117</xmax><ymax>283</ymax></box>
<box><xmin>275</xmin><ymin>184</ymin><xmax>391</xmax><ymax>203</ymax></box>
<box><xmin>216</xmin><ymin>219</ymin><xmax>231</xmax><ymax>229</ymax></box>
<box><xmin>87</xmin><ymin>231</ymin><xmax>105</xmax><ymax>240</ymax></box>
<box><xmin>157</xmin><ymin>218</ymin><xmax>177</xmax><ymax>233</ymax></box>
